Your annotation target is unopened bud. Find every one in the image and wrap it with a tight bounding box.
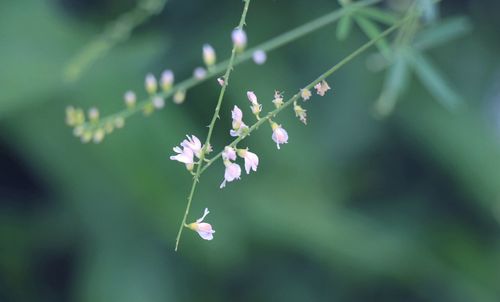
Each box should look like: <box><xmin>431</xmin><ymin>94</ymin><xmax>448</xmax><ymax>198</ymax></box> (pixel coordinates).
<box><xmin>161</xmin><ymin>70</ymin><xmax>174</xmax><ymax>92</ymax></box>
<box><xmin>145</xmin><ymin>73</ymin><xmax>158</xmax><ymax>95</ymax></box>
<box><xmin>203</xmin><ymin>44</ymin><xmax>216</xmax><ymax>67</ymax></box>
<box><xmin>173</xmin><ymin>90</ymin><xmax>186</xmax><ymax>104</ymax></box>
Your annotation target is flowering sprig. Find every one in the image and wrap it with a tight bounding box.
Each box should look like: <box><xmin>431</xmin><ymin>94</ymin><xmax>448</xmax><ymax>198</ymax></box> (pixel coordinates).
<box><xmin>199</xmin><ymin>20</ymin><xmax>406</xmax><ymax>176</ymax></box>
<box><xmin>65</xmin><ymin>0</ymin><xmax>382</xmax><ymax>144</ymax></box>
<box><xmin>171</xmin><ymin>19</ymin><xmax>407</xmax><ymax>250</ymax></box>
<box><xmin>174</xmin><ymin>0</ymin><xmax>252</xmax><ymax>251</ymax></box>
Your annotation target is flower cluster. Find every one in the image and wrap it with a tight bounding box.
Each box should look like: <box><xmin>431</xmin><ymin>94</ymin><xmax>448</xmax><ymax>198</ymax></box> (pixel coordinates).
<box><xmin>66</xmin><ymin>28</ymin><xmax>268</xmax><ymax>145</ymax></box>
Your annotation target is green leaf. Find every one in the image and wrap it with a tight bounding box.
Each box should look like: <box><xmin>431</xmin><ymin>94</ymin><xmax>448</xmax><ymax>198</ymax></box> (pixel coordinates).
<box><xmin>358</xmin><ymin>6</ymin><xmax>399</xmax><ymax>25</ymax></box>
<box><xmin>413</xmin><ymin>16</ymin><xmax>472</xmax><ymax>50</ymax></box>
<box><xmin>336</xmin><ymin>15</ymin><xmax>353</xmax><ymax>40</ymax></box>
<box><xmin>354</xmin><ymin>15</ymin><xmax>392</xmax><ymax>59</ymax></box>
<box><xmin>409</xmin><ymin>51</ymin><xmax>464</xmax><ymax>110</ymax></box>
<box><xmin>374</xmin><ymin>51</ymin><xmax>410</xmax><ymax>117</ymax></box>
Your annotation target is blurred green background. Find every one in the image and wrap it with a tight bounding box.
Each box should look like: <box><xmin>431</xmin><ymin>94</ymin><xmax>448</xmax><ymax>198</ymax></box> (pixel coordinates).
<box><xmin>1</xmin><ymin>0</ymin><xmax>500</xmax><ymax>301</ymax></box>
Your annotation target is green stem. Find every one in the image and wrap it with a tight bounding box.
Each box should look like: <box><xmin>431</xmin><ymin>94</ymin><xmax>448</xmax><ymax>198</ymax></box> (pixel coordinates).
<box><xmin>174</xmin><ymin>0</ymin><xmax>251</xmax><ymax>252</ymax></box>
<box><xmin>77</xmin><ymin>0</ymin><xmax>380</xmax><ymax>133</ymax></box>
<box><xmin>200</xmin><ymin>20</ymin><xmax>405</xmax><ymax>175</ymax></box>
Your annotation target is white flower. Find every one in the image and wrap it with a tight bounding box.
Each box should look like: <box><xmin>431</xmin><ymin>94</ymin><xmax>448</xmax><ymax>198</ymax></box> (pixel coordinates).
<box><xmin>170</xmin><ymin>145</ymin><xmax>194</xmax><ymax>164</ymax></box>
<box><xmin>237</xmin><ymin>148</ymin><xmax>259</xmax><ymax>174</ymax></box>
<box><xmin>220</xmin><ymin>162</ymin><xmax>241</xmax><ymax>189</ymax></box>
<box><xmin>314</xmin><ymin>80</ymin><xmax>331</xmax><ymax>96</ymax></box>
<box><xmin>188</xmin><ymin>208</ymin><xmax>215</xmax><ymax>240</ymax></box>
<box><xmin>217</xmin><ymin>77</ymin><xmax>225</xmax><ymax>86</ymax></box>
<box><xmin>161</xmin><ymin>70</ymin><xmax>174</xmax><ymax>91</ymax></box>
<box><xmin>271</xmin><ymin>122</ymin><xmax>289</xmax><ymax>149</ymax></box>
<box><xmin>181</xmin><ymin>135</ymin><xmax>202</xmax><ymax>158</ymax></box>
<box><xmin>222</xmin><ymin>146</ymin><xmax>237</xmax><ymax>161</ymax></box>
<box><xmin>231</xmin><ymin>28</ymin><xmax>247</xmax><ymax>51</ymax></box>
<box><xmin>252</xmin><ymin>49</ymin><xmax>267</xmax><ymax>65</ymax></box>
<box><xmin>203</xmin><ymin>44</ymin><xmax>216</xmax><ymax>67</ymax></box>
<box><xmin>230</xmin><ymin>105</ymin><xmax>248</xmax><ymax>137</ymax></box>
<box><xmin>301</xmin><ymin>88</ymin><xmax>312</xmax><ymax>101</ymax></box>
<box><xmin>88</xmin><ymin>107</ymin><xmax>99</xmax><ymax>121</ymax></box>
<box><xmin>272</xmin><ymin>90</ymin><xmax>284</xmax><ymax>108</ymax></box>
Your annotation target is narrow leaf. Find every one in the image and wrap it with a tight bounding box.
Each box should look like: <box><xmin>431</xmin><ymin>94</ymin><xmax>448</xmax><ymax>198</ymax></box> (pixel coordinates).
<box><xmin>414</xmin><ymin>17</ymin><xmax>472</xmax><ymax>50</ymax></box>
<box><xmin>354</xmin><ymin>15</ymin><xmax>392</xmax><ymax>59</ymax></box>
<box><xmin>374</xmin><ymin>51</ymin><xmax>410</xmax><ymax>117</ymax></box>
<box><xmin>358</xmin><ymin>7</ymin><xmax>399</xmax><ymax>25</ymax></box>
<box><xmin>336</xmin><ymin>15</ymin><xmax>353</xmax><ymax>40</ymax></box>
<box><xmin>409</xmin><ymin>51</ymin><xmax>464</xmax><ymax>110</ymax></box>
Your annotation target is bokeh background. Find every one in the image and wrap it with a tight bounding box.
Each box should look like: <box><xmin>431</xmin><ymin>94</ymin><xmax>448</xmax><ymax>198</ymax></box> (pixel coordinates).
<box><xmin>1</xmin><ymin>0</ymin><xmax>500</xmax><ymax>301</ymax></box>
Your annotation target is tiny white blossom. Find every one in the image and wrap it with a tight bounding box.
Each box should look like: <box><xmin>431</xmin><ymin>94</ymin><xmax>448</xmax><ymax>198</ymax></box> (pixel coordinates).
<box><xmin>301</xmin><ymin>88</ymin><xmax>312</xmax><ymax>101</ymax></box>
<box><xmin>217</xmin><ymin>77</ymin><xmax>225</xmax><ymax>86</ymax></box>
<box><xmin>188</xmin><ymin>208</ymin><xmax>215</xmax><ymax>240</ymax></box>
<box><xmin>88</xmin><ymin>107</ymin><xmax>99</xmax><ymax>121</ymax></box>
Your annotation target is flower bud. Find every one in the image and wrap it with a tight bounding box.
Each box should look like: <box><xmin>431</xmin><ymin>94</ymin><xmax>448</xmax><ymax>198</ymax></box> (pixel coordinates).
<box><xmin>252</xmin><ymin>49</ymin><xmax>267</xmax><ymax>65</ymax></box>
<box><xmin>93</xmin><ymin>129</ymin><xmax>105</xmax><ymax>143</ymax></box>
<box><xmin>231</xmin><ymin>28</ymin><xmax>247</xmax><ymax>52</ymax></box>
<box><xmin>203</xmin><ymin>44</ymin><xmax>216</xmax><ymax>67</ymax></box>
<box><xmin>88</xmin><ymin>107</ymin><xmax>99</xmax><ymax>122</ymax></box>
<box><xmin>145</xmin><ymin>73</ymin><xmax>158</xmax><ymax>95</ymax></box>
<box><xmin>173</xmin><ymin>90</ymin><xmax>186</xmax><ymax>104</ymax></box>
<box><xmin>294</xmin><ymin>104</ymin><xmax>307</xmax><ymax>125</ymax></box>
<box><xmin>161</xmin><ymin>70</ymin><xmax>174</xmax><ymax>92</ymax></box>
<box><xmin>193</xmin><ymin>67</ymin><xmax>207</xmax><ymax>80</ymax></box>
<box><xmin>152</xmin><ymin>96</ymin><xmax>165</xmax><ymax>109</ymax></box>
<box><xmin>114</xmin><ymin>117</ymin><xmax>125</xmax><ymax>128</ymax></box>
<box><xmin>124</xmin><ymin>90</ymin><xmax>136</xmax><ymax>108</ymax></box>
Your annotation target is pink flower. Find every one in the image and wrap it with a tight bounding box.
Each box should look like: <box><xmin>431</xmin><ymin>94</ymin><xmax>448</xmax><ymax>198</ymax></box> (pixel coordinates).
<box><xmin>220</xmin><ymin>162</ymin><xmax>241</xmax><ymax>188</ymax></box>
<box><xmin>246</xmin><ymin>91</ymin><xmax>262</xmax><ymax>115</ymax></box>
<box><xmin>314</xmin><ymin>80</ymin><xmax>331</xmax><ymax>96</ymax></box>
<box><xmin>217</xmin><ymin>77</ymin><xmax>225</xmax><ymax>86</ymax></box>
<box><xmin>170</xmin><ymin>145</ymin><xmax>194</xmax><ymax>164</ymax></box>
<box><xmin>271</xmin><ymin>122</ymin><xmax>289</xmax><ymax>149</ymax></box>
<box><xmin>188</xmin><ymin>208</ymin><xmax>215</xmax><ymax>240</ymax></box>
<box><xmin>222</xmin><ymin>146</ymin><xmax>237</xmax><ymax>161</ymax></box>
<box><xmin>230</xmin><ymin>105</ymin><xmax>248</xmax><ymax>137</ymax></box>
<box><xmin>237</xmin><ymin>148</ymin><xmax>259</xmax><ymax>174</ymax></box>
<box><xmin>247</xmin><ymin>91</ymin><xmax>258</xmax><ymax>105</ymax></box>
<box><xmin>181</xmin><ymin>135</ymin><xmax>202</xmax><ymax>158</ymax></box>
